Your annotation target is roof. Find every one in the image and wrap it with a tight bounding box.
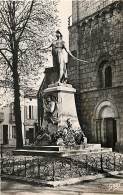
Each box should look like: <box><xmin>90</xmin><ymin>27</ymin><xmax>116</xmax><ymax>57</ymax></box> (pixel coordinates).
<box><xmin>24</xmin><ymin>88</ymin><xmax>38</xmax><ymax>98</ymax></box>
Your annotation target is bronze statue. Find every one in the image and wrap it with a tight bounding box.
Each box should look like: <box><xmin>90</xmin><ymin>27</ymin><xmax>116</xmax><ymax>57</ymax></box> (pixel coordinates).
<box><xmin>40</xmin><ymin>30</ymin><xmax>88</xmax><ymax>83</ymax></box>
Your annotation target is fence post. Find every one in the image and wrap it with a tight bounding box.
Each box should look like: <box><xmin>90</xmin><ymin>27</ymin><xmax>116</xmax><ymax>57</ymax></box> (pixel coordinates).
<box><xmin>1</xmin><ymin>144</ymin><xmax>3</xmax><ymax>158</ymax></box>
<box><xmin>24</xmin><ymin>157</ymin><xmax>27</xmax><ymax>177</ymax></box>
<box><xmin>85</xmin><ymin>154</ymin><xmax>88</xmax><ymax>173</ymax></box>
<box><xmin>1</xmin><ymin>158</ymin><xmax>3</xmax><ymax>174</ymax></box>
<box><xmin>52</xmin><ymin>160</ymin><xmax>55</xmax><ymax>181</ymax></box>
<box><xmin>12</xmin><ymin>157</ymin><xmax>14</xmax><ymax>175</ymax></box>
<box><xmin>114</xmin><ymin>152</ymin><xmax>116</xmax><ymax>171</ymax></box>
<box><xmin>33</xmin><ymin>159</ymin><xmax>35</xmax><ymax>177</ymax></box>
<box><xmin>70</xmin><ymin>160</ymin><xmax>72</xmax><ymax>171</ymax></box>
<box><xmin>37</xmin><ymin>158</ymin><xmax>40</xmax><ymax>178</ymax></box>
<box><xmin>100</xmin><ymin>150</ymin><xmax>103</xmax><ymax>173</ymax></box>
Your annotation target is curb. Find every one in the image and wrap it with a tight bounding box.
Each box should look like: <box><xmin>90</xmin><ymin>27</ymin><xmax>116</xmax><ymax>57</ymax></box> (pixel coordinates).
<box><xmin>1</xmin><ymin>174</ymin><xmax>105</xmax><ymax>187</ymax></box>
<box><xmin>106</xmin><ymin>171</ymin><xmax>123</xmax><ymax>179</ymax></box>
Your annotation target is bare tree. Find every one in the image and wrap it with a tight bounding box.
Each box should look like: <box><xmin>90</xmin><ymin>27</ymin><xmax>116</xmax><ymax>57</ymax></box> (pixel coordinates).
<box><xmin>0</xmin><ymin>0</ymin><xmax>58</xmax><ymax>148</ymax></box>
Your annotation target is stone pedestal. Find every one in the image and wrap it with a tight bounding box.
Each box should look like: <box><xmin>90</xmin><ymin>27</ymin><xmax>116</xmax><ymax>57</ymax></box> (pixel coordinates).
<box><xmin>36</xmin><ymin>82</ymin><xmax>86</xmax><ymax>147</ymax></box>
<box><xmin>42</xmin><ymin>83</ymin><xmax>81</xmax><ymax>131</ymax></box>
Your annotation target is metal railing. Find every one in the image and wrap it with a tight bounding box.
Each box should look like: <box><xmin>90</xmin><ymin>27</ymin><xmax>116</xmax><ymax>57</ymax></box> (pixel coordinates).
<box><xmin>1</xmin><ymin>152</ymin><xmax>123</xmax><ymax>182</ymax></box>
<box><xmin>71</xmin><ymin>152</ymin><xmax>123</xmax><ymax>172</ymax></box>
<box><xmin>1</xmin><ymin>156</ymin><xmax>99</xmax><ymax>181</ymax></box>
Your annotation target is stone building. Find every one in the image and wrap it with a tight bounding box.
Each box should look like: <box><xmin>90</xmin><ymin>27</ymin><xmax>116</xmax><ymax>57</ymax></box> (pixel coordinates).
<box><xmin>24</xmin><ymin>89</ymin><xmax>38</xmax><ymax>145</ymax></box>
<box><xmin>68</xmin><ymin>0</ymin><xmax>123</xmax><ymax>151</ymax></box>
<box><xmin>0</xmin><ymin>88</ymin><xmax>38</xmax><ymax>146</ymax></box>
<box><xmin>0</xmin><ymin>102</ymin><xmax>25</xmax><ymax>146</ymax></box>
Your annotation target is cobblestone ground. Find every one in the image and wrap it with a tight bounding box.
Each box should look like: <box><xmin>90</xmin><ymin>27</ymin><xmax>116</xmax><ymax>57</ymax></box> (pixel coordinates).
<box><xmin>1</xmin><ymin>177</ymin><xmax>123</xmax><ymax>195</ymax></box>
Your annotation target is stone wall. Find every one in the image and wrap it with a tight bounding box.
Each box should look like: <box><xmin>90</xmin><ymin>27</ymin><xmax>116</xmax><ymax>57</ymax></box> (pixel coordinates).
<box><xmin>72</xmin><ymin>0</ymin><xmax>117</xmax><ymax>24</ymax></box>
<box><xmin>69</xmin><ymin>1</ymin><xmax>123</xmax><ymax>90</ymax></box>
<box><xmin>68</xmin><ymin>1</ymin><xmax>123</xmax><ymax>150</ymax></box>
<box><xmin>79</xmin><ymin>87</ymin><xmax>123</xmax><ymax>143</ymax></box>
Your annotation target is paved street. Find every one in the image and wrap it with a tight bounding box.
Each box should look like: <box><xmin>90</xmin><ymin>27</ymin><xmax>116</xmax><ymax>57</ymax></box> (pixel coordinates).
<box><xmin>1</xmin><ymin>177</ymin><xmax>123</xmax><ymax>195</ymax></box>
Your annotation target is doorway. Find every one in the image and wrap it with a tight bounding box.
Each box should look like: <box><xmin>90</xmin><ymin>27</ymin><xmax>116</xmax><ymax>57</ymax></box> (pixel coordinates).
<box><xmin>95</xmin><ymin>101</ymin><xmax>118</xmax><ymax>151</ymax></box>
<box><xmin>3</xmin><ymin>125</ymin><xmax>8</xmax><ymax>145</ymax></box>
<box><xmin>104</xmin><ymin>118</ymin><xmax>117</xmax><ymax>150</ymax></box>
<box><xmin>28</xmin><ymin>128</ymin><xmax>34</xmax><ymax>144</ymax></box>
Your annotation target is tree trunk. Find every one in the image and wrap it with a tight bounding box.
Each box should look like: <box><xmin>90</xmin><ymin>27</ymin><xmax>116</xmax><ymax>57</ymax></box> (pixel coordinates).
<box><xmin>12</xmin><ymin>49</ymin><xmax>23</xmax><ymax>149</ymax></box>
<box><xmin>13</xmin><ymin>67</ymin><xmax>23</xmax><ymax>149</ymax></box>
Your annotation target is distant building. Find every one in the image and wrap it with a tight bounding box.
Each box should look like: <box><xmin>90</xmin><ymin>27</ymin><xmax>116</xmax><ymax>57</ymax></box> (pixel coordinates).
<box><xmin>0</xmin><ymin>88</ymin><xmax>38</xmax><ymax>146</ymax></box>
<box><xmin>23</xmin><ymin>89</ymin><xmax>38</xmax><ymax>145</ymax></box>
<box><xmin>0</xmin><ymin>102</ymin><xmax>24</xmax><ymax>146</ymax></box>
<box><xmin>68</xmin><ymin>0</ymin><xmax>123</xmax><ymax>152</ymax></box>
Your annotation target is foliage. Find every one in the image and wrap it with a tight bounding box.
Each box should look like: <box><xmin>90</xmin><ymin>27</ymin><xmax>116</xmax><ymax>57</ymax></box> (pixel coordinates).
<box><xmin>0</xmin><ymin>0</ymin><xmax>58</xmax><ymax>88</ymax></box>
<box><xmin>52</xmin><ymin>126</ymin><xmax>85</xmax><ymax>146</ymax></box>
<box><xmin>34</xmin><ymin>125</ymin><xmax>85</xmax><ymax>146</ymax></box>
<box><xmin>0</xmin><ymin>0</ymin><xmax>58</xmax><ymax>148</ymax></box>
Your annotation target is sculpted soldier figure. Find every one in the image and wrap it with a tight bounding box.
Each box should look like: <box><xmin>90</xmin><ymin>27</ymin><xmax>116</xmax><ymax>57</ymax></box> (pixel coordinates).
<box><xmin>43</xmin><ymin>95</ymin><xmax>58</xmax><ymax>125</ymax></box>
<box><xmin>40</xmin><ymin>30</ymin><xmax>88</xmax><ymax>83</ymax></box>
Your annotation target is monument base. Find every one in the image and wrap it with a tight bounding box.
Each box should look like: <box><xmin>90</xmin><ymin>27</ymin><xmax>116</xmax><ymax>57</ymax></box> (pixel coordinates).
<box><xmin>13</xmin><ymin>144</ymin><xmax>112</xmax><ymax>157</ymax></box>
<box><xmin>35</xmin><ymin>83</ymin><xmax>87</xmax><ymax>147</ymax></box>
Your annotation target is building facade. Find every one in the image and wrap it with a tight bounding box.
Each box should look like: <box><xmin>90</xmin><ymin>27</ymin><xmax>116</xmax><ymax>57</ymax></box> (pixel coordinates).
<box><xmin>0</xmin><ymin>102</ymin><xmax>24</xmax><ymax>146</ymax></box>
<box><xmin>68</xmin><ymin>0</ymin><xmax>123</xmax><ymax>151</ymax></box>
<box><xmin>0</xmin><ymin>89</ymin><xmax>38</xmax><ymax>146</ymax></box>
<box><xmin>24</xmin><ymin>92</ymin><xmax>38</xmax><ymax>145</ymax></box>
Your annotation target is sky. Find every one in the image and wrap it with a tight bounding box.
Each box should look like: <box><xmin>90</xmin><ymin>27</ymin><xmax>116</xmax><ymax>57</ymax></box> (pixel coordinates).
<box><xmin>57</xmin><ymin>0</ymin><xmax>72</xmax><ymax>46</ymax></box>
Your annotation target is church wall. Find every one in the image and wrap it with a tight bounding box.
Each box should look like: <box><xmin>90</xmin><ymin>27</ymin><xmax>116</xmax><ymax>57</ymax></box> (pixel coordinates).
<box><xmin>68</xmin><ymin>1</ymin><xmax>123</xmax><ymax>151</ymax></box>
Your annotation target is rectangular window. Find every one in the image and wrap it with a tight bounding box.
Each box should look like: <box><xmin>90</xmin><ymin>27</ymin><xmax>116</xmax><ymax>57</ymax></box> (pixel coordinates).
<box><xmin>12</xmin><ymin>126</ymin><xmax>16</xmax><ymax>139</ymax></box>
<box><xmin>29</xmin><ymin>105</ymin><xmax>32</xmax><ymax>119</ymax></box>
<box><xmin>28</xmin><ymin>105</ymin><xmax>34</xmax><ymax>119</ymax></box>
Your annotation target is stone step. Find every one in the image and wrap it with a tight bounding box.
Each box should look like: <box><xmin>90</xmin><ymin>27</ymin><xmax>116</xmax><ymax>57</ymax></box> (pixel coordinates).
<box><xmin>13</xmin><ymin>149</ymin><xmax>63</xmax><ymax>157</ymax></box>
<box><xmin>23</xmin><ymin>145</ymin><xmax>84</xmax><ymax>151</ymax></box>
<box><xmin>23</xmin><ymin>144</ymin><xmax>101</xmax><ymax>152</ymax></box>
<box><xmin>13</xmin><ymin>145</ymin><xmax>112</xmax><ymax>157</ymax></box>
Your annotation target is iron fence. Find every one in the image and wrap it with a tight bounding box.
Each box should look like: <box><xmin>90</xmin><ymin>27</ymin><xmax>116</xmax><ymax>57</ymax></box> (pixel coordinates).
<box><xmin>70</xmin><ymin>152</ymin><xmax>123</xmax><ymax>172</ymax></box>
<box><xmin>1</xmin><ymin>152</ymin><xmax>123</xmax><ymax>182</ymax></box>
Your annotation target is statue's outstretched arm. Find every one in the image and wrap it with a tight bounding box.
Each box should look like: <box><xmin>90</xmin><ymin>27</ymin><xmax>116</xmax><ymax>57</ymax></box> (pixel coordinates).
<box><xmin>63</xmin><ymin>44</ymin><xmax>88</xmax><ymax>63</ymax></box>
<box><xmin>37</xmin><ymin>44</ymin><xmax>52</xmax><ymax>51</ymax></box>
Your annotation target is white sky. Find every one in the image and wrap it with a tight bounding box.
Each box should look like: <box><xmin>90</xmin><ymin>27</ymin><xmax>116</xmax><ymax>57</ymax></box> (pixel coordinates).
<box><xmin>57</xmin><ymin>0</ymin><xmax>72</xmax><ymax>46</ymax></box>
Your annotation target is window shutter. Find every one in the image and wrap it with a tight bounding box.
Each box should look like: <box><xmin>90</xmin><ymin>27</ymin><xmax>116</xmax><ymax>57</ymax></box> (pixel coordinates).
<box><xmin>24</xmin><ymin>106</ymin><xmax>27</xmax><ymax>119</ymax></box>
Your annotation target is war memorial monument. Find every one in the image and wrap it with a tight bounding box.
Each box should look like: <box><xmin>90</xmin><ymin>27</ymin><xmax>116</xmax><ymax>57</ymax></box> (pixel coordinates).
<box><xmin>14</xmin><ymin>30</ymin><xmax>103</xmax><ymax>156</ymax></box>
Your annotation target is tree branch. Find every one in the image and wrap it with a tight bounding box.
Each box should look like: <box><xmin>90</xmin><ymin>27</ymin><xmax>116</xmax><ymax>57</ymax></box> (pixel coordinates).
<box><xmin>17</xmin><ymin>0</ymin><xmax>34</xmax><ymax>42</ymax></box>
<box><xmin>0</xmin><ymin>9</ymin><xmax>11</xmax><ymax>32</ymax></box>
<box><xmin>16</xmin><ymin>2</ymin><xmax>30</xmax><ymax>21</ymax></box>
<box><xmin>0</xmin><ymin>48</ymin><xmax>12</xmax><ymax>53</ymax></box>
<box><xmin>0</xmin><ymin>49</ymin><xmax>13</xmax><ymax>70</ymax></box>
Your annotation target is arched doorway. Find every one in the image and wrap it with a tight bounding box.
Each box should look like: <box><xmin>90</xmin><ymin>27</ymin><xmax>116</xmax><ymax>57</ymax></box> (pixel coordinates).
<box><xmin>94</xmin><ymin>101</ymin><xmax>119</xmax><ymax>150</ymax></box>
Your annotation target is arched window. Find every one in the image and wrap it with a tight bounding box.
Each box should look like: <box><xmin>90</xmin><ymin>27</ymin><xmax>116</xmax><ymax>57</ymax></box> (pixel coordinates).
<box><xmin>105</xmin><ymin>66</ymin><xmax>112</xmax><ymax>87</ymax></box>
<box><xmin>98</xmin><ymin>62</ymin><xmax>112</xmax><ymax>88</ymax></box>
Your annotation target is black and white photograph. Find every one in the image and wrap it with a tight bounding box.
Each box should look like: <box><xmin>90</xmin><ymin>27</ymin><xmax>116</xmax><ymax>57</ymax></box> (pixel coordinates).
<box><xmin>0</xmin><ymin>0</ymin><xmax>123</xmax><ymax>194</ymax></box>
